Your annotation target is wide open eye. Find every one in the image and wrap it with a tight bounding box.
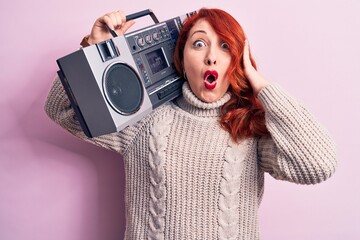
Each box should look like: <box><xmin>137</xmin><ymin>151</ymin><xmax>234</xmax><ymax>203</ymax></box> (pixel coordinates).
<box><xmin>193</xmin><ymin>40</ymin><xmax>206</xmax><ymax>48</ymax></box>
<box><xmin>221</xmin><ymin>42</ymin><xmax>230</xmax><ymax>50</ymax></box>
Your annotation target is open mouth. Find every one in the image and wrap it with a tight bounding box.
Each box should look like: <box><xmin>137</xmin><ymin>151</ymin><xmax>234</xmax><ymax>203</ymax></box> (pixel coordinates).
<box><xmin>204</xmin><ymin>70</ymin><xmax>218</xmax><ymax>90</ymax></box>
<box><xmin>206</xmin><ymin>74</ymin><xmax>216</xmax><ymax>83</ymax></box>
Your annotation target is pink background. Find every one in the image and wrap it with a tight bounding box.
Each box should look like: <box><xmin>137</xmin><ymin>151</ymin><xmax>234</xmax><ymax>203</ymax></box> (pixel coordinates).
<box><xmin>1</xmin><ymin>0</ymin><xmax>359</xmax><ymax>239</ymax></box>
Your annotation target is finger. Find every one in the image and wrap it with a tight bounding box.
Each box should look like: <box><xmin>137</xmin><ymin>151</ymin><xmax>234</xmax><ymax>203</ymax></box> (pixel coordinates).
<box><xmin>109</xmin><ymin>12</ymin><xmax>119</xmax><ymax>29</ymax></box>
<box><xmin>114</xmin><ymin>11</ymin><xmax>123</xmax><ymax>29</ymax></box>
<box><xmin>102</xmin><ymin>15</ymin><xmax>115</xmax><ymax>30</ymax></box>
<box><xmin>115</xmin><ymin>10</ymin><xmax>126</xmax><ymax>28</ymax></box>
<box><xmin>243</xmin><ymin>40</ymin><xmax>252</xmax><ymax>68</ymax></box>
<box><xmin>106</xmin><ymin>11</ymin><xmax>122</xmax><ymax>29</ymax></box>
<box><xmin>116</xmin><ymin>10</ymin><xmax>126</xmax><ymax>28</ymax></box>
<box><xmin>243</xmin><ymin>40</ymin><xmax>249</xmax><ymax>60</ymax></box>
<box><xmin>116</xmin><ymin>20</ymin><xmax>135</xmax><ymax>35</ymax></box>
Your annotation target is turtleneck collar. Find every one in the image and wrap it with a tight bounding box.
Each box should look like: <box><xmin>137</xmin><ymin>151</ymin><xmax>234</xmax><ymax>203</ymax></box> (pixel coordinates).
<box><xmin>175</xmin><ymin>82</ymin><xmax>231</xmax><ymax>117</ymax></box>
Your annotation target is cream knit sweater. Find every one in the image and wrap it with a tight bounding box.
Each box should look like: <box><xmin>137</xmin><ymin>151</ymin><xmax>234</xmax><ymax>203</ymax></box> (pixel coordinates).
<box><xmin>45</xmin><ymin>76</ymin><xmax>336</xmax><ymax>239</ymax></box>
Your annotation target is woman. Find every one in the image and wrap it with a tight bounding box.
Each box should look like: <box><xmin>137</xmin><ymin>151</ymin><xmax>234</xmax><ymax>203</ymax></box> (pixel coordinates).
<box><xmin>45</xmin><ymin>8</ymin><xmax>336</xmax><ymax>239</ymax></box>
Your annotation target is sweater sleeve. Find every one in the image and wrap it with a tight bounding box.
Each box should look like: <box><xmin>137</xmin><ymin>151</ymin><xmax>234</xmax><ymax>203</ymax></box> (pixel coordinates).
<box><xmin>44</xmin><ymin>74</ymin><xmax>141</xmax><ymax>155</ymax></box>
<box><xmin>257</xmin><ymin>84</ymin><xmax>337</xmax><ymax>184</ymax></box>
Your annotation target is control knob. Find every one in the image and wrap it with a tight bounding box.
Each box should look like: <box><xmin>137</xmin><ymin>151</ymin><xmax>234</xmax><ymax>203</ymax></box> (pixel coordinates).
<box><xmin>137</xmin><ymin>37</ymin><xmax>145</xmax><ymax>47</ymax></box>
<box><xmin>152</xmin><ymin>32</ymin><xmax>160</xmax><ymax>41</ymax></box>
<box><xmin>145</xmin><ymin>35</ymin><xmax>152</xmax><ymax>44</ymax></box>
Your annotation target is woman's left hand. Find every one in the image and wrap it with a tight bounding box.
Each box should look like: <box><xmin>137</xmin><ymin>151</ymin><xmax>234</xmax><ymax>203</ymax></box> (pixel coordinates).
<box><xmin>243</xmin><ymin>40</ymin><xmax>270</xmax><ymax>96</ymax></box>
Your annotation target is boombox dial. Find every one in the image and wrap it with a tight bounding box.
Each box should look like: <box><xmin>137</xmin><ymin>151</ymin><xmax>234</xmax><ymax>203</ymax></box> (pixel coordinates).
<box><xmin>152</xmin><ymin>32</ymin><xmax>160</xmax><ymax>41</ymax></box>
<box><xmin>137</xmin><ymin>38</ymin><xmax>145</xmax><ymax>47</ymax></box>
<box><xmin>145</xmin><ymin>35</ymin><xmax>152</xmax><ymax>44</ymax></box>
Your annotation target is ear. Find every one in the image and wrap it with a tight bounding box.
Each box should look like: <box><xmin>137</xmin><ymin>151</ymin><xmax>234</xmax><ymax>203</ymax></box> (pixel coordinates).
<box><xmin>182</xmin><ymin>65</ymin><xmax>187</xmax><ymax>80</ymax></box>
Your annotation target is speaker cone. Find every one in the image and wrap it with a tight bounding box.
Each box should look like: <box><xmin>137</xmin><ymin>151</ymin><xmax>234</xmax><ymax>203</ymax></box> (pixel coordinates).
<box><xmin>103</xmin><ymin>62</ymin><xmax>143</xmax><ymax>115</ymax></box>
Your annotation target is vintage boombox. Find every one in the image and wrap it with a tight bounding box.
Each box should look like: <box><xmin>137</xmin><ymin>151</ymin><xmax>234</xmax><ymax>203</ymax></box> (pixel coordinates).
<box><xmin>57</xmin><ymin>10</ymin><xmax>196</xmax><ymax>138</ymax></box>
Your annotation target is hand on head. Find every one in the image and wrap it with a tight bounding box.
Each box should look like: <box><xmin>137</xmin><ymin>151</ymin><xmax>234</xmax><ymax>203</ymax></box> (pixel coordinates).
<box><xmin>87</xmin><ymin>10</ymin><xmax>135</xmax><ymax>45</ymax></box>
<box><xmin>242</xmin><ymin>40</ymin><xmax>269</xmax><ymax>96</ymax></box>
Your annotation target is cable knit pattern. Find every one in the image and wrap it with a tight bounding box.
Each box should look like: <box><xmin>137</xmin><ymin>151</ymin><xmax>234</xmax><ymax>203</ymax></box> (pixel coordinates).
<box><xmin>148</xmin><ymin>113</ymin><xmax>173</xmax><ymax>239</ymax></box>
<box><xmin>218</xmin><ymin>138</ymin><xmax>249</xmax><ymax>239</ymax></box>
<box><xmin>44</xmin><ymin>76</ymin><xmax>337</xmax><ymax>239</ymax></box>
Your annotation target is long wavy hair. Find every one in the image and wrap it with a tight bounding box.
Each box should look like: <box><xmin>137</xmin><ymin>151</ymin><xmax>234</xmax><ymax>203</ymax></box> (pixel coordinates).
<box><xmin>174</xmin><ymin>8</ymin><xmax>269</xmax><ymax>141</ymax></box>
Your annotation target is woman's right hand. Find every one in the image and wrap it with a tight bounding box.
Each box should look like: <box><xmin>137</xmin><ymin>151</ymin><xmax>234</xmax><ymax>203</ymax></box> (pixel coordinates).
<box><xmin>87</xmin><ymin>10</ymin><xmax>135</xmax><ymax>45</ymax></box>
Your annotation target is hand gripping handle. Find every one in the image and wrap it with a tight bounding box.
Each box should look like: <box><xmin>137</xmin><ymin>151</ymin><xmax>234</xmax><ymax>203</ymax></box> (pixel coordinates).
<box><xmin>108</xmin><ymin>9</ymin><xmax>159</xmax><ymax>37</ymax></box>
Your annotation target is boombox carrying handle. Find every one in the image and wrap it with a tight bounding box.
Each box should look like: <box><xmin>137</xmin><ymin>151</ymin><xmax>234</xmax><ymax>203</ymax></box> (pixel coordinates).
<box><xmin>126</xmin><ymin>9</ymin><xmax>159</xmax><ymax>24</ymax></box>
<box><xmin>107</xmin><ymin>9</ymin><xmax>159</xmax><ymax>37</ymax></box>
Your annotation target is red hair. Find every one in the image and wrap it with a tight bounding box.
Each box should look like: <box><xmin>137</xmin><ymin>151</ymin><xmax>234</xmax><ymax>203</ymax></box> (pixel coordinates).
<box><xmin>174</xmin><ymin>8</ymin><xmax>269</xmax><ymax>141</ymax></box>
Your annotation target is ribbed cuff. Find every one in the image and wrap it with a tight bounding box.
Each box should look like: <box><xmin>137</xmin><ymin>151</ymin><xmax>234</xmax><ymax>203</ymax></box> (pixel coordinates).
<box><xmin>80</xmin><ymin>34</ymin><xmax>91</xmax><ymax>47</ymax></box>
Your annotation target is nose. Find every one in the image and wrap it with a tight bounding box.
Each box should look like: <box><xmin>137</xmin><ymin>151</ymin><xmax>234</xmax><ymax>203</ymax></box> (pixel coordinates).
<box><xmin>206</xmin><ymin>58</ymin><xmax>216</xmax><ymax>65</ymax></box>
<box><xmin>205</xmin><ymin>48</ymin><xmax>217</xmax><ymax>66</ymax></box>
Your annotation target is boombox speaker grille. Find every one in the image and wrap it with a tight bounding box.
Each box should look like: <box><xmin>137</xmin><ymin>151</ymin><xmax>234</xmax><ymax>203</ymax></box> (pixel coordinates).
<box><xmin>103</xmin><ymin>62</ymin><xmax>144</xmax><ymax>115</ymax></box>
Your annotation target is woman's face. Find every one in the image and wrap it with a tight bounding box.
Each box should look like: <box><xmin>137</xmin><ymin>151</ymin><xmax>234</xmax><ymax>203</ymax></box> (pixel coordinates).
<box><xmin>183</xmin><ymin>19</ymin><xmax>231</xmax><ymax>103</ymax></box>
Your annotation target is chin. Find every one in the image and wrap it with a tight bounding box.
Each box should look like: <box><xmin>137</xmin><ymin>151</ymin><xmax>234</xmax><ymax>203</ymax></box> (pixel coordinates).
<box><xmin>200</xmin><ymin>91</ymin><xmax>222</xmax><ymax>103</ymax></box>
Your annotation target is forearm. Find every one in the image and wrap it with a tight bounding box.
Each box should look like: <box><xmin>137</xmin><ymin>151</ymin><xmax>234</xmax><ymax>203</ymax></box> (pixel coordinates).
<box><xmin>44</xmin><ymin>75</ymin><xmax>83</xmax><ymax>134</ymax></box>
<box><xmin>44</xmin><ymin>75</ymin><xmax>131</xmax><ymax>155</ymax></box>
<box><xmin>257</xmin><ymin>84</ymin><xmax>337</xmax><ymax>184</ymax></box>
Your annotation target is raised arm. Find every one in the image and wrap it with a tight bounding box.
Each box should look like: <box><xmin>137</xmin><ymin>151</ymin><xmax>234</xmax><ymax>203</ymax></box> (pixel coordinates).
<box><xmin>45</xmin><ymin>11</ymin><xmax>138</xmax><ymax>155</ymax></box>
<box><xmin>242</xmin><ymin>40</ymin><xmax>336</xmax><ymax>184</ymax></box>
<box><xmin>256</xmin><ymin>85</ymin><xmax>336</xmax><ymax>184</ymax></box>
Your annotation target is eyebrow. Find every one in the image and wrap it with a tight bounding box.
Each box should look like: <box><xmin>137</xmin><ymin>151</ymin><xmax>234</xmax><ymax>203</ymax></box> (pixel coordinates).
<box><xmin>190</xmin><ymin>30</ymin><xmax>207</xmax><ymax>38</ymax></box>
